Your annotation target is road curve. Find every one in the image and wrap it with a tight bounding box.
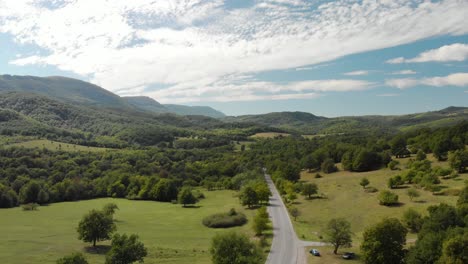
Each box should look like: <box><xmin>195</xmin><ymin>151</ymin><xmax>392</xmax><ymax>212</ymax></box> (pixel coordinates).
<box><xmin>264</xmin><ymin>174</ymin><xmax>326</xmax><ymax>264</ymax></box>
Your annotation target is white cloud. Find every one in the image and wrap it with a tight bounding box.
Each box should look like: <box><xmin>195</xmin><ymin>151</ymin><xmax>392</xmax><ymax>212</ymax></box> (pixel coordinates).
<box><xmin>148</xmin><ymin>78</ymin><xmax>374</xmax><ymax>103</ymax></box>
<box><xmin>390</xmin><ymin>70</ymin><xmax>417</xmax><ymax>75</ymax></box>
<box><xmin>344</xmin><ymin>70</ymin><xmax>369</xmax><ymax>76</ymax></box>
<box><xmin>386</xmin><ymin>73</ymin><xmax>468</xmax><ymax>89</ymax></box>
<box><xmin>1</xmin><ymin>0</ymin><xmax>468</xmax><ymax>102</ymax></box>
<box><xmin>386</xmin><ymin>43</ymin><xmax>468</xmax><ymax>64</ymax></box>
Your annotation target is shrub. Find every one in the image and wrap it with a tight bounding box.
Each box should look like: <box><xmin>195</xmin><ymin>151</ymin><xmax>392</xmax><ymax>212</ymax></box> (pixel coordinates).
<box><xmin>22</xmin><ymin>203</ymin><xmax>39</xmax><ymax>211</ymax></box>
<box><xmin>202</xmin><ymin>210</ymin><xmax>247</xmax><ymax>228</ymax></box>
<box><xmin>434</xmin><ymin>166</ymin><xmax>453</xmax><ymax>177</ymax></box>
<box><xmin>315</xmin><ymin>173</ymin><xmax>322</xmax><ymax>178</ymax></box>
<box><xmin>378</xmin><ymin>191</ymin><xmax>399</xmax><ymax>206</ymax></box>
<box><xmin>388</xmin><ymin>160</ymin><xmax>400</xmax><ymax>170</ymax></box>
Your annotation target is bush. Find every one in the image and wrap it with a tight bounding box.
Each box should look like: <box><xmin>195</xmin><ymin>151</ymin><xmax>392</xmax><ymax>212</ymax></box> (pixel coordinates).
<box><xmin>202</xmin><ymin>209</ymin><xmax>247</xmax><ymax>228</ymax></box>
<box><xmin>378</xmin><ymin>191</ymin><xmax>399</xmax><ymax>206</ymax></box>
<box><xmin>22</xmin><ymin>203</ymin><xmax>39</xmax><ymax>211</ymax></box>
<box><xmin>434</xmin><ymin>166</ymin><xmax>453</xmax><ymax>177</ymax></box>
<box><xmin>315</xmin><ymin>173</ymin><xmax>322</xmax><ymax>178</ymax></box>
<box><xmin>56</xmin><ymin>253</ymin><xmax>88</xmax><ymax>264</ymax></box>
<box><xmin>387</xmin><ymin>160</ymin><xmax>400</xmax><ymax>170</ymax></box>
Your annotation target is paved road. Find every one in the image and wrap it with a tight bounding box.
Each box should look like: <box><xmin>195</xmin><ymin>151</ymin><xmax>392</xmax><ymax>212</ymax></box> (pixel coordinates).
<box><xmin>264</xmin><ymin>174</ymin><xmax>326</xmax><ymax>264</ymax></box>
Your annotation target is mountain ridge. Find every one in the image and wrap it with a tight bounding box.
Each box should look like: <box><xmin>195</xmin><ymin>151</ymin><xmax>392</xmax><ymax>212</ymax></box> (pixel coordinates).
<box><xmin>0</xmin><ymin>75</ymin><xmax>225</xmax><ymax>118</ymax></box>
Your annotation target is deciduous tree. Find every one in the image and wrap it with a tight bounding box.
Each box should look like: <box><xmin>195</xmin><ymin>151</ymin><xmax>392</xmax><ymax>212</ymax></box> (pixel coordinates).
<box><xmin>77</xmin><ymin>209</ymin><xmax>116</xmax><ymax>247</ymax></box>
<box><xmin>361</xmin><ymin>218</ymin><xmax>407</xmax><ymax>264</ymax></box>
<box><xmin>210</xmin><ymin>232</ymin><xmax>262</xmax><ymax>264</ymax></box>
<box><xmin>324</xmin><ymin>218</ymin><xmax>353</xmax><ymax>254</ymax></box>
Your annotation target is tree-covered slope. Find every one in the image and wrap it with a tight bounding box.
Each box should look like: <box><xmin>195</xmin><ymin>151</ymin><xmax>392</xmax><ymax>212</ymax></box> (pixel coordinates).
<box><xmin>0</xmin><ymin>75</ymin><xmax>130</xmax><ymax>108</ymax></box>
<box><xmin>226</xmin><ymin>107</ymin><xmax>468</xmax><ymax>134</ymax></box>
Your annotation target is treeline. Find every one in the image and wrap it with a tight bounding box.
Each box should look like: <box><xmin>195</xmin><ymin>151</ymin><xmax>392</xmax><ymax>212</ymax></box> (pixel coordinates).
<box><xmin>0</xmin><ymin>145</ymin><xmax>259</xmax><ymax>208</ymax></box>
<box><xmin>244</xmin><ymin>121</ymin><xmax>467</xmax><ymax>178</ymax></box>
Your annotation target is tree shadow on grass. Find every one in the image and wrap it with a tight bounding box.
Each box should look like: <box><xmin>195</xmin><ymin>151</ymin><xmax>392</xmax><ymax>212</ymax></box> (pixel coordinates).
<box><xmin>84</xmin><ymin>245</ymin><xmax>111</xmax><ymax>255</ymax></box>
<box><xmin>382</xmin><ymin>202</ymin><xmax>405</xmax><ymax>208</ymax></box>
<box><xmin>414</xmin><ymin>200</ymin><xmax>426</xmax><ymax>204</ymax></box>
<box><xmin>181</xmin><ymin>205</ymin><xmax>202</xmax><ymax>209</ymax></box>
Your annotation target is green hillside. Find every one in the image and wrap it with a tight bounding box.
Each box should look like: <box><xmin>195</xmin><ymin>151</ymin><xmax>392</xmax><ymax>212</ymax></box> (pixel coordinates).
<box><xmin>0</xmin><ymin>75</ymin><xmax>129</xmax><ymax>108</ymax></box>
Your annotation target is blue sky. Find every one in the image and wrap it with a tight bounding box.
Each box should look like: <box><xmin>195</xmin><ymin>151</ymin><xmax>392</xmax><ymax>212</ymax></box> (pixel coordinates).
<box><xmin>0</xmin><ymin>0</ymin><xmax>467</xmax><ymax>117</ymax></box>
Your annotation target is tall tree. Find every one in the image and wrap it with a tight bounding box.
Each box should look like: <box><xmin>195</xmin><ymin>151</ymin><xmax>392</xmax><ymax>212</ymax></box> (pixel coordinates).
<box><xmin>253</xmin><ymin>208</ymin><xmax>269</xmax><ymax>236</ymax></box>
<box><xmin>361</xmin><ymin>218</ymin><xmax>407</xmax><ymax>264</ymax></box>
<box><xmin>239</xmin><ymin>186</ymin><xmax>258</xmax><ymax>208</ymax></box>
<box><xmin>210</xmin><ymin>232</ymin><xmax>262</xmax><ymax>264</ymax></box>
<box><xmin>177</xmin><ymin>187</ymin><xmax>197</xmax><ymax>207</ymax></box>
<box><xmin>324</xmin><ymin>218</ymin><xmax>353</xmax><ymax>254</ymax></box>
<box><xmin>77</xmin><ymin>209</ymin><xmax>116</xmax><ymax>247</ymax></box>
<box><xmin>301</xmin><ymin>183</ymin><xmax>318</xmax><ymax>199</ymax></box>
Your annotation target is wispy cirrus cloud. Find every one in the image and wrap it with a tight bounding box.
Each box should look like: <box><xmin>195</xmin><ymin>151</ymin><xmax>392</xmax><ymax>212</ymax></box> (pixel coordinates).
<box><xmin>386</xmin><ymin>73</ymin><xmax>468</xmax><ymax>89</ymax></box>
<box><xmin>389</xmin><ymin>70</ymin><xmax>417</xmax><ymax>75</ymax></box>
<box><xmin>343</xmin><ymin>70</ymin><xmax>369</xmax><ymax>76</ymax></box>
<box><xmin>2</xmin><ymin>0</ymin><xmax>468</xmax><ymax>102</ymax></box>
<box><xmin>386</xmin><ymin>43</ymin><xmax>468</xmax><ymax>64</ymax></box>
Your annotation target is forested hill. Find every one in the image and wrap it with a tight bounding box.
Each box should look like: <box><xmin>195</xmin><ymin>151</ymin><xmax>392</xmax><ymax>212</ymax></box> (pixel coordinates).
<box><xmin>225</xmin><ymin>107</ymin><xmax>468</xmax><ymax>134</ymax></box>
<box><xmin>0</xmin><ymin>75</ymin><xmax>225</xmax><ymax>118</ymax></box>
<box><xmin>0</xmin><ymin>92</ymin><xmax>262</xmax><ymax>147</ymax></box>
<box><xmin>0</xmin><ymin>75</ymin><xmax>129</xmax><ymax>108</ymax></box>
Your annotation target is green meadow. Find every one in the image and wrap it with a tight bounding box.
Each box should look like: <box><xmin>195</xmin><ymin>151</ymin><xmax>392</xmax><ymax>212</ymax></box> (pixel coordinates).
<box><xmin>0</xmin><ymin>190</ymin><xmax>259</xmax><ymax>264</ymax></box>
<box><xmin>6</xmin><ymin>139</ymin><xmax>110</xmax><ymax>152</ymax></box>
<box><xmin>292</xmin><ymin>155</ymin><xmax>467</xmax><ymax>263</ymax></box>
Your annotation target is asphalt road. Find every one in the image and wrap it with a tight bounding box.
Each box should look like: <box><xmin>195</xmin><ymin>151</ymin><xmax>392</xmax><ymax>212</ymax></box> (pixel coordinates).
<box><xmin>264</xmin><ymin>174</ymin><xmax>326</xmax><ymax>264</ymax></box>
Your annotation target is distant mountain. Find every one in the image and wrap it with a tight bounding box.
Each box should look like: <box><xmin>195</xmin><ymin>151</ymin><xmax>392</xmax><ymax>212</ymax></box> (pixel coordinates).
<box><xmin>0</xmin><ymin>75</ymin><xmax>129</xmax><ymax>108</ymax></box>
<box><xmin>124</xmin><ymin>96</ymin><xmax>168</xmax><ymax>113</ymax></box>
<box><xmin>123</xmin><ymin>96</ymin><xmax>225</xmax><ymax>118</ymax></box>
<box><xmin>0</xmin><ymin>75</ymin><xmax>226</xmax><ymax>118</ymax></box>
<box><xmin>226</xmin><ymin>107</ymin><xmax>468</xmax><ymax>134</ymax></box>
<box><xmin>164</xmin><ymin>104</ymin><xmax>225</xmax><ymax>118</ymax></box>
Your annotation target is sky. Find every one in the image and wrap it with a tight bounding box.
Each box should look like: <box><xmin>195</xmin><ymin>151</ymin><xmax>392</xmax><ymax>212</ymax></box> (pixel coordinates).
<box><xmin>0</xmin><ymin>0</ymin><xmax>467</xmax><ymax>117</ymax></box>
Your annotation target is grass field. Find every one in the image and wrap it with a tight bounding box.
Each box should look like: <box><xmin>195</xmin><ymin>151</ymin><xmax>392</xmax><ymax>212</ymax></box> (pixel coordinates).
<box><xmin>0</xmin><ymin>190</ymin><xmax>262</xmax><ymax>264</ymax></box>
<box><xmin>6</xmin><ymin>139</ymin><xmax>110</xmax><ymax>152</ymax></box>
<box><xmin>293</xmin><ymin>155</ymin><xmax>467</xmax><ymax>263</ymax></box>
<box><xmin>250</xmin><ymin>132</ymin><xmax>291</xmax><ymax>139</ymax></box>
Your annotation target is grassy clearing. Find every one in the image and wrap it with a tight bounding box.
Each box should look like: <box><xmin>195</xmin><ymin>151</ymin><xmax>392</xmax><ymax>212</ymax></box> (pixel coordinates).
<box><xmin>250</xmin><ymin>132</ymin><xmax>290</xmax><ymax>139</ymax></box>
<box><xmin>0</xmin><ymin>190</ymin><xmax>263</xmax><ymax>264</ymax></box>
<box><xmin>292</xmin><ymin>155</ymin><xmax>467</xmax><ymax>262</ymax></box>
<box><xmin>6</xmin><ymin>139</ymin><xmax>110</xmax><ymax>152</ymax></box>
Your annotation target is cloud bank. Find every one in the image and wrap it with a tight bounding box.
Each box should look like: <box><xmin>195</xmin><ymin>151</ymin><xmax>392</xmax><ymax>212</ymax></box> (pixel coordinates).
<box><xmin>1</xmin><ymin>0</ymin><xmax>468</xmax><ymax>102</ymax></box>
<box><xmin>387</xmin><ymin>43</ymin><xmax>468</xmax><ymax>64</ymax></box>
<box><xmin>386</xmin><ymin>73</ymin><xmax>468</xmax><ymax>89</ymax></box>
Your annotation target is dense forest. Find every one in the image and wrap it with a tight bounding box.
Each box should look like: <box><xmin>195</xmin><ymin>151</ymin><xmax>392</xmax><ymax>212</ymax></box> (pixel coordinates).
<box><xmin>1</xmin><ymin>120</ymin><xmax>466</xmax><ymax>209</ymax></box>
